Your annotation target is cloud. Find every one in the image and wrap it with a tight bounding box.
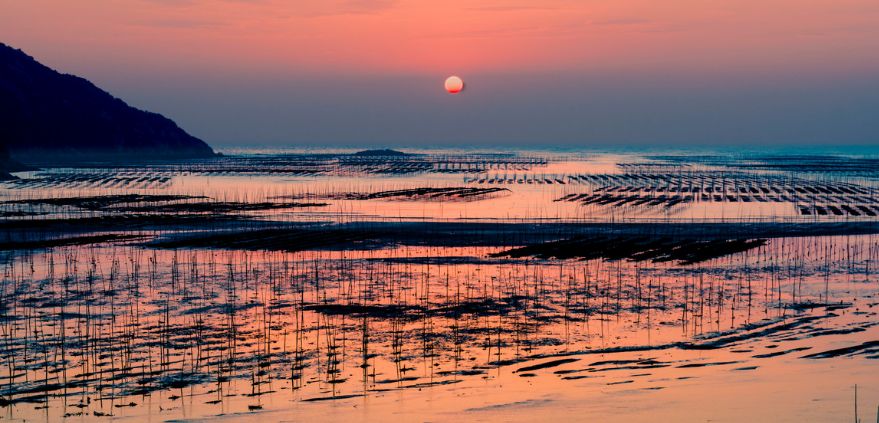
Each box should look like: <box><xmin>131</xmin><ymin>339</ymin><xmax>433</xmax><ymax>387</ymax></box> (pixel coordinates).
<box><xmin>591</xmin><ymin>18</ymin><xmax>652</xmax><ymax>26</ymax></box>
<box><xmin>141</xmin><ymin>0</ymin><xmax>396</xmax><ymax>16</ymax></box>
<box><xmin>467</xmin><ymin>4</ymin><xmax>564</xmax><ymax>12</ymax></box>
<box><xmin>288</xmin><ymin>0</ymin><xmax>397</xmax><ymax>17</ymax></box>
<box><xmin>342</xmin><ymin>0</ymin><xmax>396</xmax><ymax>13</ymax></box>
<box><xmin>140</xmin><ymin>0</ymin><xmax>198</xmax><ymax>5</ymax></box>
<box><xmin>130</xmin><ymin>17</ymin><xmax>226</xmax><ymax>29</ymax></box>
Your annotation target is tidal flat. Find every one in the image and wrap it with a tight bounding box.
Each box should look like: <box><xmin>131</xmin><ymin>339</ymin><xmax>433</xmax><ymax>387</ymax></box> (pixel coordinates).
<box><xmin>1</xmin><ymin>149</ymin><xmax>878</xmax><ymax>422</ymax></box>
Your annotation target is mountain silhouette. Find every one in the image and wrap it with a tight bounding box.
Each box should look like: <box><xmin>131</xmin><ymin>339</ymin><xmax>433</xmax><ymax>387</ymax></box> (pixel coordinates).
<box><xmin>0</xmin><ymin>43</ymin><xmax>214</xmax><ymax>163</ymax></box>
<box><xmin>0</xmin><ymin>145</ymin><xmax>16</xmax><ymax>179</ymax></box>
<box><xmin>0</xmin><ymin>144</ymin><xmax>33</xmax><ymax>179</ymax></box>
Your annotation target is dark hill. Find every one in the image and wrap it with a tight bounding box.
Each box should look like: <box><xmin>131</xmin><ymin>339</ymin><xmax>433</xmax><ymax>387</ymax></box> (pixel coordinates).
<box><xmin>0</xmin><ymin>146</ymin><xmax>15</xmax><ymax>180</ymax></box>
<box><xmin>0</xmin><ymin>43</ymin><xmax>214</xmax><ymax>162</ymax></box>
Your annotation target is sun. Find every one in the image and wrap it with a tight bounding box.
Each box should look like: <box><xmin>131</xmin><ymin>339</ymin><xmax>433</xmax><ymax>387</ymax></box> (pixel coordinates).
<box><xmin>444</xmin><ymin>76</ymin><xmax>464</xmax><ymax>94</ymax></box>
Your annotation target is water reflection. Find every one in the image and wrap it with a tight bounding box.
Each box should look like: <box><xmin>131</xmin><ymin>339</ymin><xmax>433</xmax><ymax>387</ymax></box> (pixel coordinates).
<box><xmin>1</xmin><ymin>235</ymin><xmax>876</xmax><ymax>420</ymax></box>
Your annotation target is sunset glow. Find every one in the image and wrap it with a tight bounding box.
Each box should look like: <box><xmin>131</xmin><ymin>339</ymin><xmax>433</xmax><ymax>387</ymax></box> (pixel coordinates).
<box><xmin>4</xmin><ymin>1</ymin><xmax>878</xmax><ymax>78</ymax></box>
<box><xmin>1</xmin><ymin>0</ymin><xmax>876</xmax><ymax>145</ymax></box>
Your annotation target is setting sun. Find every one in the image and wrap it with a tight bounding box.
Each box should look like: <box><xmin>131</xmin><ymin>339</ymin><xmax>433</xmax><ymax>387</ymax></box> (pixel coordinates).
<box><xmin>444</xmin><ymin>75</ymin><xmax>464</xmax><ymax>94</ymax></box>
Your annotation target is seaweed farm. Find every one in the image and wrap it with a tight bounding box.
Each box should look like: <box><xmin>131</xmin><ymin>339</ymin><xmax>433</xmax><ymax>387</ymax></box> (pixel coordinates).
<box><xmin>1</xmin><ymin>149</ymin><xmax>878</xmax><ymax>422</ymax></box>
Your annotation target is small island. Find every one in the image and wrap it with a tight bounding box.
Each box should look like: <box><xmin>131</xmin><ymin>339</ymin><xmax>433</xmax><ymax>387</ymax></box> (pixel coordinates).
<box><xmin>353</xmin><ymin>149</ymin><xmax>408</xmax><ymax>157</ymax></box>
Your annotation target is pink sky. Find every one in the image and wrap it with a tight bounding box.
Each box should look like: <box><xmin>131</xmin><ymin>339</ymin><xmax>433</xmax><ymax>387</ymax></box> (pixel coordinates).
<box><xmin>2</xmin><ymin>0</ymin><xmax>878</xmax><ymax>146</ymax></box>
<box><xmin>4</xmin><ymin>0</ymin><xmax>878</xmax><ymax>77</ymax></box>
